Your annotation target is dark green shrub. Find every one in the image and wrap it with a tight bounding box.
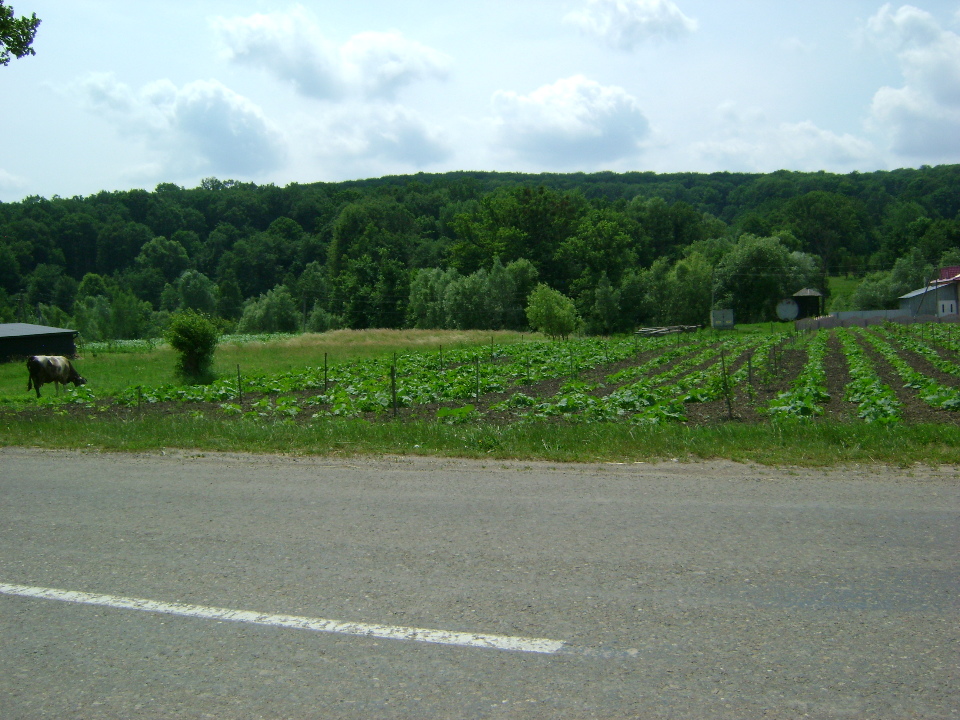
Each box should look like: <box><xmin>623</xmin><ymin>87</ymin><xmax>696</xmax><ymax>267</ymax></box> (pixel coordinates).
<box><xmin>165</xmin><ymin>309</ymin><xmax>219</xmax><ymax>382</ymax></box>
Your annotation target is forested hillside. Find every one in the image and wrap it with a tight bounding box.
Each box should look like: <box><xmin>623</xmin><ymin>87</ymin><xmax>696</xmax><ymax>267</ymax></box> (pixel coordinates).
<box><xmin>2</xmin><ymin>166</ymin><xmax>959</xmax><ymax>341</ymax></box>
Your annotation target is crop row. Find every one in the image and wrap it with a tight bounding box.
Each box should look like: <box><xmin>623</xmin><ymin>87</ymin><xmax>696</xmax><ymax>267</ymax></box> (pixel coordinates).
<box><xmin>488</xmin><ymin>332</ymin><xmax>787</xmax><ymax>424</ymax></box>
<box><xmin>835</xmin><ymin>328</ymin><xmax>902</xmax><ymax>423</ymax></box>
<box><xmin>878</xmin><ymin>324</ymin><xmax>960</xmax><ymax>378</ymax></box>
<box><xmin>766</xmin><ymin>330</ymin><xmax>831</xmax><ymax>418</ymax></box>
<box><xmin>856</xmin><ymin>327</ymin><xmax>960</xmax><ymax>411</ymax></box>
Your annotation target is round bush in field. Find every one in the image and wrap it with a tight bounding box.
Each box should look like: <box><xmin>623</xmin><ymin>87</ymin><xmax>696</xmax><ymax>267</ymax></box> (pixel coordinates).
<box><xmin>525</xmin><ymin>284</ymin><xmax>579</xmax><ymax>340</ymax></box>
<box><xmin>166</xmin><ymin>310</ymin><xmax>219</xmax><ymax>381</ymax></box>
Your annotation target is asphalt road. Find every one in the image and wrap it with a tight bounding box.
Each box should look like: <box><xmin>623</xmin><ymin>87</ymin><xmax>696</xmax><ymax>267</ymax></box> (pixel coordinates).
<box><xmin>1</xmin><ymin>448</ymin><xmax>957</xmax><ymax>719</ymax></box>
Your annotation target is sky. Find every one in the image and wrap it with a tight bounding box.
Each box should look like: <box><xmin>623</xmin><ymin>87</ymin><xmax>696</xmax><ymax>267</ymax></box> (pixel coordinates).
<box><xmin>2</xmin><ymin>0</ymin><xmax>960</xmax><ymax>202</ymax></box>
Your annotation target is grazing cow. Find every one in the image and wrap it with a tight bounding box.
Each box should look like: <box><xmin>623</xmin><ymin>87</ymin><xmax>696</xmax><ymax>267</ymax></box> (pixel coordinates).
<box><xmin>26</xmin><ymin>355</ymin><xmax>86</xmax><ymax>398</ymax></box>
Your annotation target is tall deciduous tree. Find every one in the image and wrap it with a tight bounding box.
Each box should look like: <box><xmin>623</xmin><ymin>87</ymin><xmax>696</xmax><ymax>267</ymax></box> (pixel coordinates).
<box><xmin>667</xmin><ymin>252</ymin><xmax>713</xmax><ymax>326</ymax></box>
<box><xmin>407</xmin><ymin>267</ymin><xmax>459</xmax><ymax>329</ymax></box>
<box><xmin>783</xmin><ymin>191</ymin><xmax>864</xmax><ymax>278</ymax></box>
<box><xmin>444</xmin><ymin>268</ymin><xmax>492</xmax><ymax>330</ymax></box>
<box><xmin>135</xmin><ymin>236</ymin><xmax>190</xmax><ymax>283</ymax></box>
<box><xmin>559</xmin><ymin>209</ymin><xmax>638</xmax><ymax>295</ymax></box>
<box><xmin>175</xmin><ymin>270</ymin><xmax>218</xmax><ymax>315</ymax></box>
<box><xmin>450</xmin><ymin>186</ymin><xmax>585</xmax><ymax>287</ymax></box>
<box><xmin>237</xmin><ymin>285</ymin><xmax>300</xmax><ymax>333</ymax></box>
<box><xmin>589</xmin><ymin>272</ymin><xmax>621</xmax><ymax>335</ymax></box>
<box><xmin>0</xmin><ymin>1</ymin><xmax>40</xmax><ymax>65</ymax></box>
<box><xmin>713</xmin><ymin>235</ymin><xmax>818</xmax><ymax>323</ymax></box>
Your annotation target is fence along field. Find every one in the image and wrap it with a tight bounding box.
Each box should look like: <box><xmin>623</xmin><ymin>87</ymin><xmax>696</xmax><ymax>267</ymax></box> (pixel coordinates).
<box><xmin>4</xmin><ymin>324</ymin><xmax>960</xmax><ymax>431</ymax></box>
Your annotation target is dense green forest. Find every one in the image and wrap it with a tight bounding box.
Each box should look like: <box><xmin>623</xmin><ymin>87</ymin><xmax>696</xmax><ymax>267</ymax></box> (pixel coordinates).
<box><xmin>2</xmin><ymin>166</ymin><xmax>959</xmax><ymax>341</ymax></box>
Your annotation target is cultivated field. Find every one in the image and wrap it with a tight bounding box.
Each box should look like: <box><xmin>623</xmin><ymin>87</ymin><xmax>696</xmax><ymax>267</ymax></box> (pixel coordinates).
<box><xmin>2</xmin><ymin>325</ymin><xmax>960</xmax><ymax>464</ymax></box>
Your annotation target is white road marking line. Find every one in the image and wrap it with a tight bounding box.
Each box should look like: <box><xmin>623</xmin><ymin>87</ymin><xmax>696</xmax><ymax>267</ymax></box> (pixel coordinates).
<box><xmin>0</xmin><ymin>582</ymin><xmax>566</xmax><ymax>655</ymax></box>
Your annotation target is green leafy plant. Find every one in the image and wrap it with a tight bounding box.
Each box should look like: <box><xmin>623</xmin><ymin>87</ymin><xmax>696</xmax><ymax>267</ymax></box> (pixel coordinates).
<box><xmin>836</xmin><ymin>329</ymin><xmax>901</xmax><ymax>424</ymax></box>
<box><xmin>767</xmin><ymin>331</ymin><xmax>830</xmax><ymax>419</ymax></box>
<box><xmin>165</xmin><ymin>310</ymin><xmax>220</xmax><ymax>383</ymax></box>
<box><xmin>436</xmin><ymin>404</ymin><xmax>479</xmax><ymax>423</ymax></box>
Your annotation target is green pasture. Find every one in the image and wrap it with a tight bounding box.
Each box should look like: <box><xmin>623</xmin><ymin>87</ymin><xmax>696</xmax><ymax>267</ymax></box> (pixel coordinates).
<box><xmin>827</xmin><ymin>275</ymin><xmax>860</xmax><ymax>312</ymax></box>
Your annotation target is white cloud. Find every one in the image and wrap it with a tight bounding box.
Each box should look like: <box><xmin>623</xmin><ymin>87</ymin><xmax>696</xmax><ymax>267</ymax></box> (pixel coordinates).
<box><xmin>565</xmin><ymin>0</ymin><xmax>697</xmax><ymax>50</ymax></box>
<box><xmin>310</xmin><ymin>104</ymin><xmax>451</xmax><ymax>168</ymax></box>
<box><xmin>76</xmin><ymin>74</ymin><xmax>286</xmax><ymax>177</ymax></box>
<box><xmin>213</xmin><ymin>7</ymin><xmax>449</xmax><ymax>100</ymax></box>
<box><xmin>340</xmin><ymin>31</ymin><xmax>450</xmax><ymax>100</ymax></box>
<box><xmin>213</xmin><ymin>7</ymin><xmax>342</xmax><ymax>99</ymax></box>
<box><xmin>866</xmin><ymin>4</ymin><xmax>944</xmax><ymax>52</ymax></box>
<box><xmin>690</xmin><ymin>104</ymin><xmax>877</xmax><ymax>172</ymax></box>
<box><xmin>865</xmin><ymin>4</ymin><xmax>960</xmax><ymax>158</ymax></box>
<box><xmin>492</xmin><ymin>75</ymin><xmax>650</xmax><ymax>167</ymax></box>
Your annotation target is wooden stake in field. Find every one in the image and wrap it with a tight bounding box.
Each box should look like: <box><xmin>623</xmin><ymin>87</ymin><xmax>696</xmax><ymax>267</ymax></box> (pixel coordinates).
<box><xmin>720</xmin><ymin>349</ymin><xmax>733</xmax><ymax>420</ymax></box>
<box><xmin>391</xmin><ymin>362</ymin><xmax>398</xmax><ymax>417</ymax></box>
<box><xmin>237</xmin><ymin>365</ymin><xmax>243</xmax><ymax>404</ymax></box>
<box><xmin>475</xmin><ymin>356</ymin><xmax>481</xmax><ymax>401</ymax></box>
<box><xmin>323</xmin><ymin>353</ymin><xmax>328</xmax><ymax>394</ymax></box>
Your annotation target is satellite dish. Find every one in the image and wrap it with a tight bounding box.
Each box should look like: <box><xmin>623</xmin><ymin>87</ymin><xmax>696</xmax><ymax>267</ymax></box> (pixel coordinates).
<box><xmin>776</xmin><ymin>298</ymin><xmax>799</xmax><ymax>321</ymax></box>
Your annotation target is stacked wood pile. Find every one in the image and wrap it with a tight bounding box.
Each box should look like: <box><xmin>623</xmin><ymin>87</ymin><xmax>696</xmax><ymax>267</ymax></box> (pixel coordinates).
<box><xmin>634</xmin><ymin>325</ymin><xmax>702</xmax><ymax>336</ymax></box>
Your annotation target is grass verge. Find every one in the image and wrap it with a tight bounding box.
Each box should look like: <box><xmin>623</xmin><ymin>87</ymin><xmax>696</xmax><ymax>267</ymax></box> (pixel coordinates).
<box><xmin>2</xmin><ymin>415</ymin><xmax>957</xmax><ymax>466</ymax></box>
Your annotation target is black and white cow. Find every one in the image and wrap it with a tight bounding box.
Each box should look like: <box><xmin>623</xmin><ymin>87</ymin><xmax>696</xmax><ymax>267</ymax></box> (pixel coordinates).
<box><xmin>26</xmin><ymin>355</ymin><xmax>86</xmax><ymax>398</ymax></box>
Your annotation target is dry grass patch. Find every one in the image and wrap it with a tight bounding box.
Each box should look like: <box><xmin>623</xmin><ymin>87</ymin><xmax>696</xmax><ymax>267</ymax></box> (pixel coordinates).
<box><xmin>214</xmin><ymin>329</ymin><xmax>533</xmax><ymax>375</ymax></box>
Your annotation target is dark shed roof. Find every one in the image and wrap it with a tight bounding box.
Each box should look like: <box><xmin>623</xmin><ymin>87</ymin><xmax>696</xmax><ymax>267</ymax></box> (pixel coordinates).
<box><xmin>0</xmin><ymin>323</ymin><xmax>79</xmax><ymax>338</ymax></box>
<box><xmin>0</xmin><ymin>323</ymin><xmax>79</xmax><ymax>362</ymax></box>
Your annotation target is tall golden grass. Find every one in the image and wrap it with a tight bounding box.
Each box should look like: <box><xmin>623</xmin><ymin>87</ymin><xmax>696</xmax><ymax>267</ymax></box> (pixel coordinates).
<box><xmin>213</xmin><ymin>329</ymin><xmax>531</xmax><ymax>374</ymax></box>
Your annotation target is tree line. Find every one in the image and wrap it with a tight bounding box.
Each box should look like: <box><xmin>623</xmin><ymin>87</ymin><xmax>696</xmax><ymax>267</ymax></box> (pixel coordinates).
<box><xmin>1</xmin><ymin>166</ymin><xmax>959</xmax><ymax>341</ymax></box>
